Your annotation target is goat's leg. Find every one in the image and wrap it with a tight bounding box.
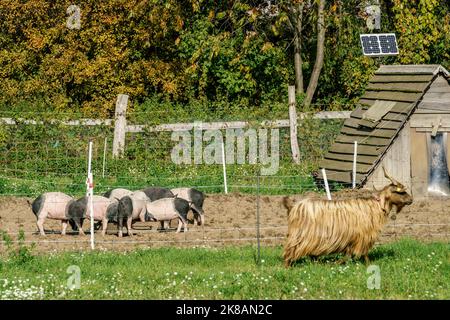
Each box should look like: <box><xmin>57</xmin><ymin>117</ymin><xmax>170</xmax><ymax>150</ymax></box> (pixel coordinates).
<box><xmin>363</xmin><ymin>255</ymin><xmax>370</xmax><ymax>266</ymax></box>
<box><xmin>337</xmin><ymin>254</ymin><xmax>351</xmax><ymax>265</ymax></box>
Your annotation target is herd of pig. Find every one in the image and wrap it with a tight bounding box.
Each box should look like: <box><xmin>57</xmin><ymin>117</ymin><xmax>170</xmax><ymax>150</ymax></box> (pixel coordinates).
<box><xmin>29</xmin><ymin>187</ymin><xmax>206</xmax><ymax>237</ymax></box>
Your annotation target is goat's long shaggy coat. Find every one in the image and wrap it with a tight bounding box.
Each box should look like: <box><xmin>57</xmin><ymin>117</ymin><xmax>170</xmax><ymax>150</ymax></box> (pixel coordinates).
<box><xmin>284</xmin><ymin>197</ymin><xmax>389</xmax><ymax>265</ymax></box>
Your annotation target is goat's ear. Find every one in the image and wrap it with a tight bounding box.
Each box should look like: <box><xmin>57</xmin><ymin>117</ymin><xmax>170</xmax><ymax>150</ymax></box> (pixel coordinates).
<box><xmin>379</xmin><ymin>194</ymin><xmax>390</xmax><ymax>214</ymax></box>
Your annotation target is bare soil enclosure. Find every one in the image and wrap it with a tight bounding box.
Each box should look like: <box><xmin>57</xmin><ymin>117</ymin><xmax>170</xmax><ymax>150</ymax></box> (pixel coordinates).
<box><xmin>0</xmin><ymin>190</ymin><xmax>448</xmax><ymax>253</ymax></box>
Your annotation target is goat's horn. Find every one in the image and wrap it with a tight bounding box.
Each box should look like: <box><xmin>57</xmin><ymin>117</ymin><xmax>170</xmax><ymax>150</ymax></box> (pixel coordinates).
<box><xmin>382</xmin><ymin>166</ymin><xmax>399</xmax><ymax>185</ymax></box>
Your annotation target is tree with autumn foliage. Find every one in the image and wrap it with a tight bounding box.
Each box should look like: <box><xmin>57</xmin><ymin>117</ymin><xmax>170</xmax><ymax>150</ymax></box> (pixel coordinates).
<box><xmin>0</xmin><ymin>0</ymin><xmax>448</xmax><ymax>116</ymax></box>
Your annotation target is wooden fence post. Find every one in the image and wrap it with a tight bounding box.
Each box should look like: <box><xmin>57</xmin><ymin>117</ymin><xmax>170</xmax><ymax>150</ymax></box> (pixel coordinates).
<box><xmin>288</xmin><ymin>85</ymin><xmax>300</xmax><ymax>164</ymax></box>
<box><xmin>112</xmin><ymin>94</ymin><xmax>128</xmax><ymax>158</ymax></box>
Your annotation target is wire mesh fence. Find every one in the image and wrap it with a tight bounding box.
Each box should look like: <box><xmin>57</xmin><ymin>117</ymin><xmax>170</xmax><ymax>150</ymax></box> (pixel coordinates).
<box><xmin>0</xmin><ymin>110</ymin><xmax>449</xmax><ymax>252</ymax></box>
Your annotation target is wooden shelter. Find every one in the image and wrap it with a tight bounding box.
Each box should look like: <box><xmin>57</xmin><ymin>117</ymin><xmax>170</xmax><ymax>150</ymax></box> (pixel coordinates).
<box><xmin>319</xmin><ymin>64</ymin><xmax>450</xmax><ymax>198</ymax></box>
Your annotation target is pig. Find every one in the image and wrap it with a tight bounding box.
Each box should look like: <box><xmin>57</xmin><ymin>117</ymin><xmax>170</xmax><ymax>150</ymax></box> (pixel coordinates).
<box><xmin>145</xmin><ymin>197</ymin><xmax>190</xmax><ymax>233</ymax></box>
<box><xmin>141</xmin><ymin>187</ymin><xmax>174</xmax><ymax>201</ymax></box>
<box><xmin>67</xmin><ymin>195</ymin><xmax>117</xmax><ymax>236</ymax></box>
<box><xmin>103</xmin><ymin>188</ymin><xmax>133</xmax><ymax>200</ymax></box>
<box><xmin>116</xmin><ymin>191</ymin><xmax>150</xmax><ymax>237</ymax></box>
<box><xmin>170</xmin><ymin>188</ymin><xmax>205</xmax><ymax>226</ymax></box>
<box><xmin>29</xmin><ymin>192</ymin><xmax>74</xmax><ymax>236</ymax></box>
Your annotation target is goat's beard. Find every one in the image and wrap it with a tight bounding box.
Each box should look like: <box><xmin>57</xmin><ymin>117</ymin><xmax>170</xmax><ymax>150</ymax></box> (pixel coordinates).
<box><xmin>390</xmin><ymin>204</ymin><xmax>405</xmax><ymax>220</ymax></box>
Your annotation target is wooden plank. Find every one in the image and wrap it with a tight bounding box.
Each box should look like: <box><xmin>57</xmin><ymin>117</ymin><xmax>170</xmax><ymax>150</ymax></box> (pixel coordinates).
<box><xmin>383</xmin><ymin>112</ymin><xmax>408</xmax><ymax>122</ymax></box>
<box><xmin>358</xmin><ymin>118</ymin><xmax>378</xmax><ymax>128</ymax></box>
<box><xmin>317</xmin><ymin>170</ymin><xmax>365</xmax><ymax>184</ymax></box>
<box><xmin>0</xmin><ymin>118</ymin><xmax>113</xmax><ymax>126</ymax></box>
<box><xmin>112</xmin><ymin>94</ymin><xmax>129</xmax><ymax>158</ymax></box>
<box><xmin>329</xmin><ymin>143</ymin><xmax>386</xmax><ymax>156</ymax></box>
<box><xmin>325</xmin><ymin>152</ymin><xmax>378</xmax><ymax>164</ymax></box>
<box><xmin>410</xmin><ymin>114</ymin><xmax>450</xmax><ymax>128</ymax></box>
<box><xmin>427</xmin><ymin>76</ymin><xmax>450</xmax><ymax>93</ymax></box>
<box><xmin>335</xmin><ymin>135</ymin><xmax>390</xmax><ymax>146</ymax></box>
<box><xmin>410</xmin><ymin>128</ymin><xmax>428</xmax><ymax>197</ymax></box>
<box><xmin>320</xmin><ymin>159</ymin><xmax>372</xmax><ymax>173</ymax></box>
<box><xmin>358</xmin><ymin>99</ymin><xmax>415</xmax><ymax>114</ymax></box>
<box><xmin>375</xmin><ymin>120</ymin><xmax>403</xmax><ymax>130</ymax></box>
<box><xmin>361</xmin><ymin>90</ymin><xmax>422</xmax><ymax>103</ymax></box>
<box><xmin>126</xmin><ymin>111</ymin><xmax>351</xmax><ymax>133</ymax></box>
<box><xmin>417</xmin><ymin>102</ymin><xmax>450</xmax><ymax>111</ymax></box>
<box><xmin>350</xmin><ymin>107</ymin><xmax>368</xmax><ymax>119</ymax></box>
<box><xmin>288</xmin><ymin>85</ymin><xmax>300</xmax><ymax>164</ymax></box>
<box><xmin>421</xmin><ymin>92</ymin><xmax>450</xmax><ymax>101</ymax></box>
<box><xmin>415</xmin><ymin>128</ymin><xmax>450</xmax><ymax>132</ymax></box>
<box><xmin>367</xmin><ymin>82</ymin><xmax>428</xmax><ymax>93</ymax></box>
<box><xmin>375</xmin><ymin>65</ymin><xmax>440</xmax><ymax>75</ymax></box>
<box><xmin>343</xmin><ymin>118</ymin><xmax>362</xmax><ymax>129</ymax></box>
<box><xmin>365</xmin><ymin>124</ymin><xmax>411</xmax><ymax>191</ymax></box>
<box><xmin>370</xmin><ymin>74</ymin><xmax>434</xmax><ymax>83</ymax></box>
<box><xmin>414</xmin><ymin>108</ymin><xmax>450</xmax><ymax>114</ymax></box>
<box><xmin>362</xmin><ymin>100</ymin><xmax>396</xmax><ymax>122</ymax></box>
<box><xmin>341</xmin><ymin>126</ymin><xmax>396</xmax><ymax>138</ymax></box>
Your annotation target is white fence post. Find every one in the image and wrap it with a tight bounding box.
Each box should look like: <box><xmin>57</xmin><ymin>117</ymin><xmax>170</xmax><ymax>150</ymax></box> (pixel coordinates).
<box><xmin>86</xmin><ymin>141</ymin><xmax>95</xmax><ymax>250</ymax></box>
<box><xmin>112</xmin><ymin>94</ymin><xmax>128</xmax><ymax>158</ymax></box>
<box><xmin>221</xmin><ymin>140</ymin><xmax>228</xmax><ymax>194</ymax></box>
<box><xmin>352</xmin><ymin>141</ymin><xmax>358</xmax><ymax>189</ymax></box>
<box><xmin>321</xmin><ymin>168</ymin><xmax>332</xmax><ymax>200</ymax></box>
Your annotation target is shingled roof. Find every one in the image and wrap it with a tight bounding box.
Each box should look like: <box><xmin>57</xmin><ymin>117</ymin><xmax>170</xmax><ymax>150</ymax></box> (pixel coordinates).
<box><xmin>318</xmin><ymin>64</ymin><xmax>450</xmax><ymax>185</ymax></box>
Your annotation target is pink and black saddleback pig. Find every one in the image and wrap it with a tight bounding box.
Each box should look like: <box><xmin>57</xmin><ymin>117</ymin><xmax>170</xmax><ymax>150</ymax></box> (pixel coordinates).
<box><xmin>145</xmin><ymin>197</ymin><xmax>190</xmax><ymax>233</ymax></box>
<box><xmin>67</xmin><ymin>195</ymin><xmax>117</xmax><ymax>236</ymax></box>
<box><xmin>29</xmin><ymin>192</ymin><xmax>74</xmax><ymax>236</ymax></box>
<box><xmin>141</xmin><ymin>187</ymin><xmax>176</xmax><ymax>230</ymax></box>
<box><xmin>141</xmin><ymin>187</ymin><xmax>174</xmax><ymax>201</ymax></box>
<box><xmin>170</xmin><ymin>188</ymin><xmax>205</xmax><ymax>226</ymax></box>
<box><xmin>116</xmin><ymin>191</ymin><xmax>150</xmax><ymax>237</ymax></box>
<box><xmin>103</xmin><ymin>188</ymin><xmax>133</xmax><ymax>200</ymax></box>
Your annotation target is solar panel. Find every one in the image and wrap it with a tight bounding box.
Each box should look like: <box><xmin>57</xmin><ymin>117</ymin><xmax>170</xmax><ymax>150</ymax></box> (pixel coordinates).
<box><xmin>360</xmin><ymin>33</ymin><xmax>398</xmax><ymax>56</ymax></box>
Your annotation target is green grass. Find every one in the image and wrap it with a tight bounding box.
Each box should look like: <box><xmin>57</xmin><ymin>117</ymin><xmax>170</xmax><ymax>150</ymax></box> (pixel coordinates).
<box><xmin>0</xmin><ymin>239</ymin><xmax>448</xmax><ymax>300</ymax></box>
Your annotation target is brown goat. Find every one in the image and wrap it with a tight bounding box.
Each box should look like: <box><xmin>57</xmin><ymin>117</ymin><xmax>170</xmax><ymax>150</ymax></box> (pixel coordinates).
<box><xmin>283</xmin><ymin>168</ymin><xmax>413</xmax><ymax>267</ymax></box>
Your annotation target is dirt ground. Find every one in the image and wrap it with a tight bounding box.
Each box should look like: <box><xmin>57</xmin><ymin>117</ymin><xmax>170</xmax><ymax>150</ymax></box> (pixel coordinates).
<box><xmin>0</xmin><ymin>190</ymin><xmax>448</xmax><ymax>253</ymax></box>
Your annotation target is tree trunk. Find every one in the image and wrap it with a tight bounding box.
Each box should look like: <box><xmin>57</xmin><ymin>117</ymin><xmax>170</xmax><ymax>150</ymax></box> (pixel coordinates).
<box><xmin>293</xmin><ymin>3</ymin><xmax>304</xmax><ymax>94</ymax></box>
<box><xmin>304</xmin><ymin>0</ymin><xmax>326</xmax><ymax>108</ymax></box>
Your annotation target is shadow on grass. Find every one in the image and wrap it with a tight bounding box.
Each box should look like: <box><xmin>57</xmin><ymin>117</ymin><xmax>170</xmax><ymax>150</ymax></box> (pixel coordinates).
<box><xmin>286</xmin><ymin>248</ymin><xmax>396</xmax><ymax>267</ymax></box>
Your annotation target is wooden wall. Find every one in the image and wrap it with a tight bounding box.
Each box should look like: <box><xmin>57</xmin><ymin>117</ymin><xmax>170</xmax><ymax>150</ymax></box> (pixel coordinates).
<box><xmin>366</xmin><ymin>123</ymin><xmax>412</xmax><ymax>191</ymax></box>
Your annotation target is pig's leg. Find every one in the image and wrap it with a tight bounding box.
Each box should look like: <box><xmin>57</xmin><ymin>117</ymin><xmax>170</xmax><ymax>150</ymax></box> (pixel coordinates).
<box><xmin>183</xmin><ymin>220</ymin><xmax>188</xmax><ymax>233</ymax></box>
<box><xmin>127</xmin><ymin>217</ymin><xmax>133</xmax><ymax>237</ymax></box>
<box><xmin>61</xmin><ymin>220</ymin><xmax>68</xmax><ymax>236</ymax></box>
<box><xmin>75</xmin><ymin>219</ymin><xmax>85</xmax><ymax>236</ymax></box>
<box><xmin>118</xmin><ymin>217</ymin><xmax>123</xmax><ymax>238</ymax></box>
<box><xmin>36</xmin><ymin>214</ymin><xmax>46</xmax><ymax>236</ymax></box>
<box><xmin>176</xmin><ymin>219</ymin><xmax>182</xmax><ymax>233</ymax></box>
<box><xmin>164</xmin><ymin>221</ymin><xmax>170</xmax><ymax>229</ymax></box>
<box><xmin>101</xmin><ymin>218</ymin><xmax>108</xmax><ymax>237</ymax></box>
<box><xmin>160</xmin><ymin>221</ymin><xmax>165</xmax><ymax>230</ymax></box>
